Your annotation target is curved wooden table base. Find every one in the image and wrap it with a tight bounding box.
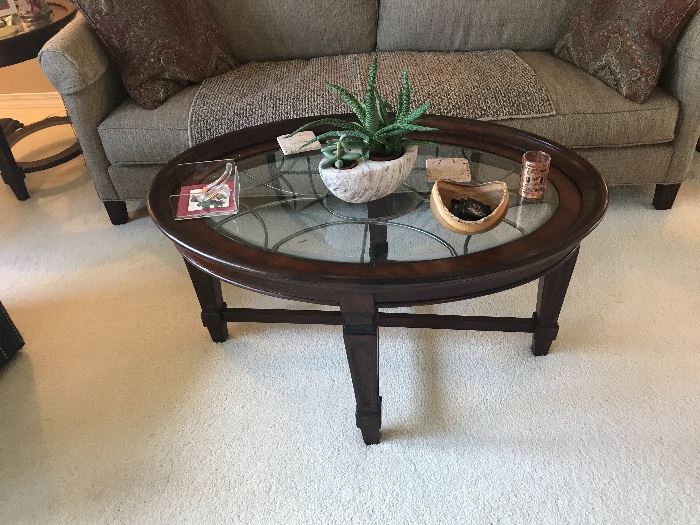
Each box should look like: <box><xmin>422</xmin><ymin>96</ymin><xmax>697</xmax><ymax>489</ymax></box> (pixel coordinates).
<box><xmin>1</xmin><ymin>116</ymin><xmax>81</xmax><ymax>200</ymax></box>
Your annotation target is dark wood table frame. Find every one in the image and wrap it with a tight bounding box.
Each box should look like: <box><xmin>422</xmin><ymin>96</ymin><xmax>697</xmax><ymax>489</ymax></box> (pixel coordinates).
<box><xmin>1</xmin><ymin>1</ymin><xmax>79</xmax><ymax>200</ymax></box>
<box><xmin>148</xmin><ymin>116</ymin><xmax>607</xmax><ymax>445</ymax></box>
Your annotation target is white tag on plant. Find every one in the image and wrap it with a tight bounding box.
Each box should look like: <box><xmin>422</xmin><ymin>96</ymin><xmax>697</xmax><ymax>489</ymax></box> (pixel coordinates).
<box><xmin>277</xmin><ymin>132</ymin><xmax>321</xmax><ymax>155</ymax></box>
<box><xmin>426</xmin><ymin>158</ymin><xmax>472</xmax><ymax>182</ymax></box>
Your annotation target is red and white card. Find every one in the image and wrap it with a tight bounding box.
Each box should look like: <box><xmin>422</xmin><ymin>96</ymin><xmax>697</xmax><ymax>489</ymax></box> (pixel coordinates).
<box><xmin>175</xmin><ymin>181</ymin><xmax>238</xmax><ymax>220</ymax></box>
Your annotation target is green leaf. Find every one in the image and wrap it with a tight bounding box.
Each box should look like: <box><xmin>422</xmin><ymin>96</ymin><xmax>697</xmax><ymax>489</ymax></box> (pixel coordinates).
<box><xmin>319</xmin><ymin>157</ymin><xmax>335</xmax><ymax>169</ymax></box>
<box><xmin>375</xmin><ymin>123</ymin><xmax>437</xmax><ymax>137</ymax></box>
<box><xmin>327</xmin><ymin>83</ymin><xmax>366</xmax><ymax>123</ymax></box>
<box><xmin>363</xmin><ymin>57</ymin><xmax>379</xmax><ymax>133</ymax></box>
<box><xmin>397</xmin><ymin>69</ymin><xmax>411</xmax><ymax>120</ymax></box>
<box><xmin>340</xmin><ymin>138</ymin><xmax>366</xmax><ymax>148</ymax></box>
<box><xmin>287</xmin><ymin>118</ymin><xmax>355</xmax><ymax>137</ymax></box>
<box><xmin>304</xmin><ymin>130</ymin><xmax>370</xmax><ymax>147</ymax></box>
<box><xmin>400</xmin><ymin>101</ymin><xmax>430</xmax><ymax>124</ymax></box>
<box><xmin>375</xmin><ymin>88</ymin><xmax>389</xmax><ymax>127</ymax></box>
<box><xmin>341</xmin><ymin>152</ymin><xmax>362</xmax><ymax>161</ymax></box>
<box><xmin>300</xmin><ymin>131</ymin><xmax>341</xmax><ymax>148</ymax></box>
<box><xmin>383</xmin><ymin>97</ymin><xmax>396</xmax><ymax>115</ymax></box>
<box><xmin>375</xmin><ymin>125</ymin><xmax>438</xmax><ymax>141</ymax></box>
<box><xmin>304</xmin><ymin>117</ymin><xmax>367</xmax><ymax>134</ymax></box>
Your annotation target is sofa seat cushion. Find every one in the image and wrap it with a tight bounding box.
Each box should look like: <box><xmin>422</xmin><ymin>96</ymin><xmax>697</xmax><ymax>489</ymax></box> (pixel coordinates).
<box><xmin>506</xmin><ymin>52</ymin><xmax>679</xmax><ymax>148</ymax></box>
<box><xmin>98</xmin><ymin>51</ymin><xmax>679</xmax><ymax>165</ymax></box>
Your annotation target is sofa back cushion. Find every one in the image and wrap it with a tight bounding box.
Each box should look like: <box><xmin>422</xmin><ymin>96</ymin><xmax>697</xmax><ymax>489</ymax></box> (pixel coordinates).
<box><xmin>208</xmin><ymin>0</ymin><xmax>378</xmax><ymax>62</ymax></box>
<box><xmin>377</xmin><ymin>0</ymin><xmax>577</xmax><ymax>52</ymax></box>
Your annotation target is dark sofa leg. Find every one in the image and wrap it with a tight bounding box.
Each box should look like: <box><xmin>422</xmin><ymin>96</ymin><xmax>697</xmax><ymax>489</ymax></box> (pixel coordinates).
<box><xmin>103</xmin><ymin>200</ymin><xmax>129</xmax><ymax>225</ymax></box>
<box><xmin>653</xmin><ymin>184</ymin><xmax>681</xmax><ymax>210</ymax></box>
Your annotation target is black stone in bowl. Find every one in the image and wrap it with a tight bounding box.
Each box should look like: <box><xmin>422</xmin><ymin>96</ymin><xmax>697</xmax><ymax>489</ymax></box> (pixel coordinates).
<box><xmin>450</xmin><ymin>197</ymin><xmax>492</xmax><ymax>221</ymax></box>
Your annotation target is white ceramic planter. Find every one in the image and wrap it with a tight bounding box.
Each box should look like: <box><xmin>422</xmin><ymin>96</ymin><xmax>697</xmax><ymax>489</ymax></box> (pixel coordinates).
<box><xmin>319</xmin><ymin>146</ymin><xmax>418</xmax><ymax>203</ymax></box>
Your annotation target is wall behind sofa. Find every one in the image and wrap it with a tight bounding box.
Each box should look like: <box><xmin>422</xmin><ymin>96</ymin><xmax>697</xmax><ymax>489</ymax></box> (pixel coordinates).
<box><xmin>0</xmin><ymin>60</ymin><xmax>54</xmax><ymax>94</ymax></box>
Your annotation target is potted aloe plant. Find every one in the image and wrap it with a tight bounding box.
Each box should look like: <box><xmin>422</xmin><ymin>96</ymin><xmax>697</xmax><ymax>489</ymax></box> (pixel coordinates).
<box><xmin>289</xmin><ymin>57</ymin><xmax>437</xmax><ymax>203</ymax></box>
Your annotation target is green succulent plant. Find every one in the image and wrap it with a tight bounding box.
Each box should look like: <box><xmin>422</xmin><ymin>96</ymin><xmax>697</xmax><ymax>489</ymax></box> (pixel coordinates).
<box><xmin>289</xmin><ymin>56</ymin><xmax>437</xmax><ymax>161</ymax></box>
<box><xmin>320</xmin><ymin>133</ymin><xmax>364</xmax><ymax>169</ymax></box>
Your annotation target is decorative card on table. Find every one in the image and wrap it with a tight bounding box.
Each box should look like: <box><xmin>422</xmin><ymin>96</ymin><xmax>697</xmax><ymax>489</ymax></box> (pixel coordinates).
<box><xmin>426</xmin><ymin>158</ymin><xmax>472</xmax><ymax>182</ymax></box>
<box><xmin>172</xmin><ymin>159</ymin><xmax>239</xmax><ymax>220</ymax></box>
<box><xmin>277</xmin><ymin>131</ymin><xmax>321</xmax><ymax>155</ymax></box>
<box><xmin>175</xmin><ymin>181</ymin><xmax>238</xmax><ymax>220</ymax></box>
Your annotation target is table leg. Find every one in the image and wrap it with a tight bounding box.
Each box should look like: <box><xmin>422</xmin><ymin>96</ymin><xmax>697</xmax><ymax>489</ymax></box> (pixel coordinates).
<box><xmin>340</xmin><ymin>295</ymin><xmax>381</xmax><ymax>445</ymax></box>
<box><xmin>0</xmin><ymin>121</ymin><xmax>29</xmax><ymax>201</ymax></box>
<box><xmin>367</xmin><ymin>200</ymin><xmax>389</xmax><ymax>262</ymax></box>
<box><xmin>532</xmin><ymin>247</ymin><xmax>579</xmax><ymax>356</ymax></box>
<box><xmin>184</xmin><ymin>258</ymin><xmax>228</xmax><ymax>343</ymax></box>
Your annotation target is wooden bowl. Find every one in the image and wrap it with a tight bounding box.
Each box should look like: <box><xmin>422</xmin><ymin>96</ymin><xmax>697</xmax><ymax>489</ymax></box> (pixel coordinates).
<box><xmin>430</xmin><ymin>180</ymin><xmax>509</xmax><ymax>234</ymax></box>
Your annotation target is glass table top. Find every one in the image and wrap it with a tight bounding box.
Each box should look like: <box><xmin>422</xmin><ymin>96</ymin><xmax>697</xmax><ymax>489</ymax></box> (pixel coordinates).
<box><xmin>194</xmin><ymin>144</ymin><xmax>558</xmax><ymax>264</ymax></box>
<box><xmin>0</xmin><ymin>2</ymin><xmax>65</xmax><ymax>41</ymax></box>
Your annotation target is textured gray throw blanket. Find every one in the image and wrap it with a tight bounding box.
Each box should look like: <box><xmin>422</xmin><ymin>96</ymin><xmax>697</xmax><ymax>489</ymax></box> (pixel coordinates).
<box><xmin>188</xmin><ymin>50</ymin><xmax>555</xmax><ymax>146</ymax></box>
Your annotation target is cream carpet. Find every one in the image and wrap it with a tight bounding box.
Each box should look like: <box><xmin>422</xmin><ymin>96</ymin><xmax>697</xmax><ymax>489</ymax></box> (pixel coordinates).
<box><xmin>0</xmin><ymin>109</ymin><xmax>699</xmax><ymax>524</ymax></box>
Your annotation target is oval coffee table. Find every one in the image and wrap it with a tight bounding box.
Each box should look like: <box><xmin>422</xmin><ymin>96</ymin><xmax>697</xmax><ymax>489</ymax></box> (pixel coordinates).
<box><xmin>148</xmin><ymin>116</ymin><xmax>608</xmax><ymax>445</ymax></box>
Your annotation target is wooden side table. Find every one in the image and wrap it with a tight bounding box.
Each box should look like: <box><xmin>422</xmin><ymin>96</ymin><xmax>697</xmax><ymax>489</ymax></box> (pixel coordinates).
<box><xmin>0</xmin><ymin>1</ymin><xmax>80</xmax><ymax>201</ymax></box>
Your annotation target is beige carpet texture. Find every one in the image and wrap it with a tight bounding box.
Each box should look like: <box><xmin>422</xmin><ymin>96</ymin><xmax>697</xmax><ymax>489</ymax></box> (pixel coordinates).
<box><xmin>0</xmin><ymin>108</ymin><xmax>699</xmax><ymax>524</ymax></box>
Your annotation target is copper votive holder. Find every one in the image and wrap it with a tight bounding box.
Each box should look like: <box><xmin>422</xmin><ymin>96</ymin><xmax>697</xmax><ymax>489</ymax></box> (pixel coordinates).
<box><xmin>519</xmin><ymin>150</ymin><xmax>551</xmax><ymax>201</ymax></box>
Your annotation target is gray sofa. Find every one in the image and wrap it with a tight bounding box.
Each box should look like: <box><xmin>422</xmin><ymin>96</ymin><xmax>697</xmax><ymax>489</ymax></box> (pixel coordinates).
<box><xmin>38</xmin><ymin>0</ymin><xmax>700</xmax><ymax>225</ymax></box>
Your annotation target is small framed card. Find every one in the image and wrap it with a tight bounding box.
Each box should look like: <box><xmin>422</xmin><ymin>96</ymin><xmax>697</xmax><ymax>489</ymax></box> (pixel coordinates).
<box><xmin>277</xmin><ymin>131</ymin><xmax>321</xmax><ymax>156</ymax></box>
<box><xmin>426</xmin><ymin>158</ymin><xmax>472</xmax><ymax>182</ymax></box>
<box><xmin>175</xmin><ymin>181</ymin><xmax>238</xmax><ymax>220</ymax></box>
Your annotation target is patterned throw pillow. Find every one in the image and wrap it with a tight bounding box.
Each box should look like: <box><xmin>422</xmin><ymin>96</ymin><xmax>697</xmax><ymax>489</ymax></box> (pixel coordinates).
<box><xmin>554</xmin><ymin>0</ymin><xmax>698</xmax><ymax>103</ymax></box>
<box><xmin>74</xmin><ymin>0</ymin><xmax>236</xmax><ymax>109</ymax></box>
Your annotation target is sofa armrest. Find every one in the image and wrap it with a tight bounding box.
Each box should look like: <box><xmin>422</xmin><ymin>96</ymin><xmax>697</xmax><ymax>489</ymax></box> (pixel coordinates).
<box><xmin>660</xmin><ymin>12</ymin><xmax>700</xmax><ymax>184</ymax></box>
<box><xmin>38</xmin><ymin>14</ymin><xmax>126</xmax><ymax>201</ymax></box>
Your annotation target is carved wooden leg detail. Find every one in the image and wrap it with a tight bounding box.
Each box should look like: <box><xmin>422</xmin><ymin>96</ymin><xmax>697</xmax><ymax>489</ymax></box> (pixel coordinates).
<box><xmin>532</xmin><ymin>247</ymin><xmax>579</xmax><ymax>356</ymax></box>
<box><xmin>341</xmin><ymin>295</ymin><xmax>381</xmax><ymax>445</ymax></box>
<box><xmin>653</xmin><ymin>183</ymin><xmax>681</xmax><ymax>210</ymax></box>
<box><xmin>184</xmin><ymin>258</ymin><xmax>228</xmax><ymax>343</ymax></box>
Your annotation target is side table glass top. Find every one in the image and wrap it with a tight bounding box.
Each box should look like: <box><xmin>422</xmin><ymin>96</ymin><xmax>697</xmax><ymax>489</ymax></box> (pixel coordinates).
<box><xmin>0</xmin><ymin>2</ymin><xmax>65</xmax><ymax>41</ymax></box>
<box><xmin>196</xmin><ymin>144</ymin><xmax>558</xmax><ymax>263</ymax></box>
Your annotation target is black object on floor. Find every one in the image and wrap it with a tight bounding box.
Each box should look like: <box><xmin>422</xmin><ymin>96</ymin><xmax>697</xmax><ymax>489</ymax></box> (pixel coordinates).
<box><xmin>0</xmin><ymin>301</ymin><xmax>24</xmax><ymax>368</ymax></box>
